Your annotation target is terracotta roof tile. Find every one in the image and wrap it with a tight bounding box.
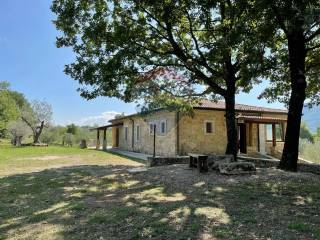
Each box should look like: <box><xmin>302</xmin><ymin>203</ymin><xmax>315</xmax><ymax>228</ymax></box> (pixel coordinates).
<box><xmin>196</xmin><ymin>100</ymin><xmax>288</xmax><ymax>114</ymax></box>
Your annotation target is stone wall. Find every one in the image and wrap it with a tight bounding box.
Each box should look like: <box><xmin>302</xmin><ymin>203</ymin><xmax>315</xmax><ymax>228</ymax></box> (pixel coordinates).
<box><xmin>111</xmin><ymin>108</ymin><xmax>288</xmax><ymax>158</ymax></box>
<box><xmin>239</xmin><ymin>155</ymin><xmax>320</xmax><ymax>175</ymax></box>
<box><xmin>178</xmin><ymin>109</ymin><xmax>228</xmax><ymax>155</ymax></box>
<box><xmin>147</xmin><ymin>156</ymin><xmax>189</xmax><ymax>167</ymax></box>
<box><xmin>113</xmin><ymin>111</ymin><xmax>178</xmax><ymax>157</ymax></box>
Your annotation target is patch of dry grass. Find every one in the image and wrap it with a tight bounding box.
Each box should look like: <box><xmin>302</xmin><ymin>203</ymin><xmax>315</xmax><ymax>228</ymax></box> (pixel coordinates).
<box><xmin>0</xmin><ymin>146</ymin><xmax>142</xmax><ymax>177</ymax></box>
<box><xmin>0</xmin><ymin>146</ymin><xmax>320</xmax><ymax>240</ymax></box>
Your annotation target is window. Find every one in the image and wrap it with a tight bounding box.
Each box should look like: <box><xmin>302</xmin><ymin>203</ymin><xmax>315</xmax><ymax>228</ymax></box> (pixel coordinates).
<box><xmin>266</xmin><ymin>124</ymin><xmax>272</xmax><ymax>141</ymax></box>
<box><xmin>136</xmin><ymin>125</ymin><xmax>140</xmax><ymax>141</ymax></box>
<box><xmin>149</xmin><ymin>123</ymin><xmax>155</xmax><ymax>135</ymax></box>
<box><xmin>160</xmin><ymin>120</ymin><xmax>167</xmax><ymax>135</ymax></box>
<box><xmin>124</xmin><ymin>127</ymin><xmax>128</xmax><ymax>141</ymax></box>
<box><xmin>266</xmin><ymin>124</ymin><xmax>284</xmax><ymax>141</ymax></box>
<box><xmin>276</xmin><ymin>124</ymin><xmax>284</xmax><ymax>141</ymax></box>
<box><xmin>205</xmin><ymin>121</ymin><xmax>213</xmax><ymax>134</ymax></box>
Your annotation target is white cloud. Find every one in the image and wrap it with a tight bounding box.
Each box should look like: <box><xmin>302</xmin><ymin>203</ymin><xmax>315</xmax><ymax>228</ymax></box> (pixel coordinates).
<box><xmin>69</xmin><ymin>111</ymin><xmax>121</xmax><ymax>126</ymax></box>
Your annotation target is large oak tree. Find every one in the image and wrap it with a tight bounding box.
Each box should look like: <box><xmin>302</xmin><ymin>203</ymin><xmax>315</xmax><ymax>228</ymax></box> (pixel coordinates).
<box><xmin>52</xmin><ymin>0</ymin><xmax>265</xmax><ymax>158</ymax></box>
<box><xmin>257</xmin><ymin>0</ymin><xmax>320</xmax><ymax>171</ymax></box>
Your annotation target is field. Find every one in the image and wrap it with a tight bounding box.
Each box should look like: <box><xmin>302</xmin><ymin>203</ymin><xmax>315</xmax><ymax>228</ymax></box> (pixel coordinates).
<box><xmin>0</xmin><ymin>145</ymin><xmax>320</xmax><ymax>240</ymax></box>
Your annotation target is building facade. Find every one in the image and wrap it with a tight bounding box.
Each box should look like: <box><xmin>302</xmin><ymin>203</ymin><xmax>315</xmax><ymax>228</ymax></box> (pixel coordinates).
<box><xmin>95</xmin><ymin>100</ymin><xmax>288</xmax><ymax>158</ymax></box>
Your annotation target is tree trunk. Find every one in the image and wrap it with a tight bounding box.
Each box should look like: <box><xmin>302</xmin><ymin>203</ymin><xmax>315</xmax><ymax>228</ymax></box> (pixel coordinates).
<box><xmin>12</xmin><ymin>136</ymin><xmax>22</xmax><ymax>147</ymax></box>
<box><xmin>33</xmin><ymin>121</ymin><xmax>44</xmax><ymax>144</ymax></box>
<box><xmin>224</xmin><ymin>59</ymin><xmax>238</xmax><ymax>161</ymax></box>
<box><xmin>279</xmin><ymin>31</ymin><xmax>306</xmax><ymax>171</ymax></box>
<box><xmin>224</xmin><ymin>92</ymin><xmax>238</xmax><ymax>161</ymax></box>
<box><xmin>16</xmin><ymin>136</ymin><xmax>22</xmax><ymax>147</ymax></box>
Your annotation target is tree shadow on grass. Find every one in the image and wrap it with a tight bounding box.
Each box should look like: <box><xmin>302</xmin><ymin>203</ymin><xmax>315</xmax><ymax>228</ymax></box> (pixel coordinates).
<box><xmin>0</xmin><ymin>165</ymin><xmax>320</xmax><ymax>240</ymax></box>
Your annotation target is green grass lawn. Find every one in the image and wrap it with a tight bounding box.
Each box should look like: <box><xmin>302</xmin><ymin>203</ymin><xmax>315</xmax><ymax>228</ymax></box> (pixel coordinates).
<box><xmin>0</xmin><ymin>145</ymin><xmax>320</xmax><ymax>240</ymax></box>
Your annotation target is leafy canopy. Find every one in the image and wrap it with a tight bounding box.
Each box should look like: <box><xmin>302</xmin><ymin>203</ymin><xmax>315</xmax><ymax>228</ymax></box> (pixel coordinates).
<box><xmin>257</xmin><ymin>0</ymin><xmax>320</xmax><ymax>106</ymax></box>
<box><xmin>51</xmin><ymin>0</ymin><xmax>266</xmax><ymax>108</ymax></box>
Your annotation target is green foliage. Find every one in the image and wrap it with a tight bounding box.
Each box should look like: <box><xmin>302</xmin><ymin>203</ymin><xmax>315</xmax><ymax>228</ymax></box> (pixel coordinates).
<box><xmin>315</xmin><ymin>127</ymin><xmax>320</xmax><ymax>142</ymax></box>
<box><xmin>7</xmin><ymin>120</ymin><xmax>32</xmax><ymax>146</ymax></box>
<box><xmin>40</xmin><ymin>124</ymin><xmax>99</xmax><ymax>147</ymax></box>
<box><xmin>63</xmin><ymin>133</ymin><xmax>73</xmax><ymax>147</ymax></box>
<box><xmin>299</xmin><ymin>139</ymin><xmax>320</xmax><ymax>164</ymax></box>
<box><xmin>66</xmin><ymin>123</ymin><xmax>77</xmax><ymax>135</ymax></box>
<box><xmin>257</xmin><ymin>0</ymin><xmax>320</xmax><ymax>106</ymax></box>
<box><xmin>51</xmin><ymin>0</ymin><xmax>264</xmax><ymax>106</ymax></box>
<box><xmin>0</xmin><ymin>81</ymin><xmax>31</xmax><ymax>138</ymax></box>
<box><xmin>0</xmin><ymin>81</ymin><xmax>10</xmax><ymax>90</ymax></box>
<box><xmin>51</xmin><ymin>0</ymin><xmax>269</xmax><ymax>156</ymax></box>
<box><xmin>40</xmin><ymin>125</ymin><xmax>66</xmax><ymax>144</ymax></box>
<box><xmin>0</xmin><ymin>90</ymin><xmax>19</xmax><ymax>131</ymax></box>
<box><xmin>300</xmin><ymin>122</ymin><xmax>314</xmax><ymax>143</ymax></box>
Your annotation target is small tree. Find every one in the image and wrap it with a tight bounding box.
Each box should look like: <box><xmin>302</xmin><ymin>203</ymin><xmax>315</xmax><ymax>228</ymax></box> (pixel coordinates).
<box><xmin>21</xmin><ymin>100</ymin><xmax>53</xmax><ymax>144</ymax></box>
<box><xmin>300</xmin><ymin>122</ymin><xmax>314</xmax><ymax>143</ymax></box>
<box><xmin>66</xmin><ymin>124</ymin><xmax>77</xmax><ymax>135</ymax></box>
<box><xmin>63</xmin><ymin>133</ymin><xmax>73</xmax><ymax>147</ymax></box>
<box><xmin>7</xmin><ymin>121</ymin><xmax>31</xmax><ymax>146</ymax></box>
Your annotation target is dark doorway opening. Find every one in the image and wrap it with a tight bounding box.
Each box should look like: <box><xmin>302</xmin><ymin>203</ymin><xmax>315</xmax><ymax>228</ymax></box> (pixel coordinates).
<box><xmin>115</xmin><ymin>128</ymin><xmax>120</xmax><ymax>147</ymax></box>
<box><xmin>238</xmin><ymin>123</ymin><xmax>247</xmax><ymax>154</ymax></box>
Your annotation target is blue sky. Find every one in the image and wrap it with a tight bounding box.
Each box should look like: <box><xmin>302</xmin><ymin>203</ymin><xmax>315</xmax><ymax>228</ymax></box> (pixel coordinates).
<box><xmin>0</xmin><ymin>0</ymin><xmax>284</xmax><ymax>126</ymax></box>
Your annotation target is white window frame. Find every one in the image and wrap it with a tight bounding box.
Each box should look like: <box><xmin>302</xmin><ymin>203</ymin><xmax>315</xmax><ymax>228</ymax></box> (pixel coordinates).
<box><xmin>136</xmin><ymin>125</ymin><xmax>140</xmax><ymax>141</ymax></box>
<box><xmin>160</xmin><ymin>119</ymin><xmax>167</xmax><ymax>135</ymax></box>
<box><xmin>124</xmin><ymin>126</ymin><xmax>128</xmax><ymax>141</ymax></box>
<box><xmin>204</xmin><ymin>120</ymin><xmax>214</xmax><ymax>134</ymax></box>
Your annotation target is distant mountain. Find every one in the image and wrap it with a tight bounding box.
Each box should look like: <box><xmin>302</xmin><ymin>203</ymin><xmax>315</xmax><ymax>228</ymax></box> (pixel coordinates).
<box><xmin>303</xmin><ymin>106</ymin><xmax>320</xmax><ymax>133</ymax></box>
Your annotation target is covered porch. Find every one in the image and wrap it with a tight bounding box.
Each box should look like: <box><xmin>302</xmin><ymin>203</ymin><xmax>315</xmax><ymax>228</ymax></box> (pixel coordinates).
<box><xmin>237</xmin><ymin>115</ymin><xmax>287</xmax><ymax>158</ymax></box>
<box><xmin>91</xmin><ymin>122</ymin><xmax>123</xmax><ymax>150</ymax></box>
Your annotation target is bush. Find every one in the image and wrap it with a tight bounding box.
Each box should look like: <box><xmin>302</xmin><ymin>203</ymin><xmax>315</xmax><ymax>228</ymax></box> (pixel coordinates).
<box><xmin>40</xmin><ymin>126</ymin><xmax>66</xmax><ymax>144</ymax></box>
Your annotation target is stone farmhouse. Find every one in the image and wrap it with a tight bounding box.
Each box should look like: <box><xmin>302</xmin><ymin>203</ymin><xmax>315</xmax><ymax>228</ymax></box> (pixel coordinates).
<box><xmin>93</xmin><ymin>100</ymin><xmax>288</xmax><ymax>158</ymax></box>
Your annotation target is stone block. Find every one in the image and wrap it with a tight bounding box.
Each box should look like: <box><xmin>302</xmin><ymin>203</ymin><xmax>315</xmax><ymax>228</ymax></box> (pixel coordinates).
<box><xmin>147</xmin><ymin>156</ymin><xmax>189</xmax><ymax>167</ymax></box>
<box><xmin>209</xmin><ymin>154</ymin><xmax>234</xmax><ymax>170</ymax></box>
<box><xmin>219</xmin><ymin>162</ymin><xmax>256</xmax><ymax>175</ymax></box>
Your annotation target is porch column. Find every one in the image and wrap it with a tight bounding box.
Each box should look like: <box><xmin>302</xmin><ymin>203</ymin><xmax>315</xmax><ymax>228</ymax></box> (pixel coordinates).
<box><xmin>258</xmin><ymin>124</ymin><xmax>266</xmax><ymax>154</ymax></box>
<box><xmin>272</xmin><ymin>123</ymin><xmax>277</xmax><ymax>147</ymax></box>
<box><xmin>96</xmin><ymin>130</ymin><xmax>100</xmax><ymax>150</ymax></box>
<box><xmin>103</xmin><ymin>128</ymin><xmax>107</xmax><ymax>150</ymax></box>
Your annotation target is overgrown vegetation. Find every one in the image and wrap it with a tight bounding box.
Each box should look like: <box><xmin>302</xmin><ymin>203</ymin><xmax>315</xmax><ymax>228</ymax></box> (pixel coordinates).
<box><xmin>299</xmin><ymin>123</ymin><xmax>320</xmax><ymax>164</ymax></box>
<box><xmin>300</xmin><ymin>139</ymin><xmax>320</xmax><ymax>164</ymax></box>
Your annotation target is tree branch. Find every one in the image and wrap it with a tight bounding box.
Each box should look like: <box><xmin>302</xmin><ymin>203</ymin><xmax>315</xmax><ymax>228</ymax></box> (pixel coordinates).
<box><xmin>163</xmin><ymin>15</ymin><xmax>226</xmax><ymax>96</ymax></box>
<box><xmin>271</xmin><ymin>4</ymin><xmax>289</xmax><ymax>36</ymax></box>
<box><xmin>304</xmin><ymin>21</ymin><xmax>319</xmax><ymax>37</ymax></box>
<box><xmin>305</xmin><ymin>27</ymin><xmax>320</xmax><ymax>42</ymax></box>
<box><xmin>162</xmin><ymin>86</ymin><xmax>213</xmax><ymax>98</ymax></box>
<box><xmin>306</xmin><ymin>42</ymin><xmax>320</xmax><ymax>52</ymax></box>
<box><xmin>21</xmin><ymin>116</ymin><xmax>35</xmax><ymax>134</ymax></box>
